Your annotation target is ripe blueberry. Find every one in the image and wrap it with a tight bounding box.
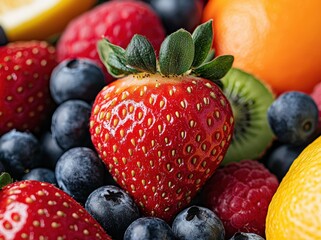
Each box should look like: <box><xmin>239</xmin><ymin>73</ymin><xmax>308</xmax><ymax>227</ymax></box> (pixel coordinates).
<box><xmin>267</xmin><ymin>91</ymin><xmax>319</xmax><ymax>145</ymax></box>
<box><xmin>124</xmin><ymin>217</ymin><xmax>176</xmax><ymax>240</ymax></box>
<box><xmin>50</xmin><ymin>58</ymin><xmax>105</xmax><ymax>104</ymax></box>
<box><xmin>85</xmin><ymin>185</ymin><xmax>140</xmax><ymax>240</ymax></box>
<box><xmin>55</xmin><ymin>147</ymin><xmax>107</xmax><ymax>204</ymax></box>
<box><xmin>172</xmin><ymin>205</ymin><xmax>225</xmax><ymax>240</ymax></box>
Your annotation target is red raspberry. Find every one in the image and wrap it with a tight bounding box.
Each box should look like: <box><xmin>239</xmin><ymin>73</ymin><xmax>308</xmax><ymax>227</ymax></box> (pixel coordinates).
<box><xmin>311</xmin><ymin>82</ymin><xmax>321</xmax><ymax>133</ymax></box>
<box><xmin>201</xmin><ymin>160</ymin><xmax>279</xmax><ymax>239</ymax></box>
<box><xmin>57</xmin><ymin>0</ymin><xmax>165</xmax><ymax>83</ymax></box>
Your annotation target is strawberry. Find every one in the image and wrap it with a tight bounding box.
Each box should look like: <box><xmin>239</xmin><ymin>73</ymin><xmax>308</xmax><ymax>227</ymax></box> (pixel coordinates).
<box><xmin>90</xmin><ymin>21</ymin><xmax>235</xmax><ymax>222</ymax></box>
<box><xmin>0</xmin><ymin>41</ymin><xmax>57</xmax><ymax>136</ymax></box>
<box><xmin>0</xmin><ymin>174</ymin><xmax>111</xmax><ymax>239</ymax></box>
<box><xmin>57</xmin><ymin>0</ymin><xmax>166</xmax><ymax>83</ymax></box>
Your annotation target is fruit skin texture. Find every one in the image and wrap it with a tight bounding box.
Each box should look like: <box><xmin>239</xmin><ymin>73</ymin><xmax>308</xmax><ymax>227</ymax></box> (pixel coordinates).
<box><xmin>266</xmin><ymin>136</ymin><xmax>321</xmax><ymax>239</ymax></box>
<box><xmin>267</xmin><ymin>91</ymin><xmax>319</xmax><ymax>146</ymax></box>
<box><xmin>0</xmin><ymin>130</ymin><xmax>42</xmax><ymax>180</ymax></box>
<box><xmin>51</xmin><ymin>100</ymin><xmax>92</xmax><ymax>150</ymax></box>
<box><xmin>85</xmin><ymin>185</ymin><xmax>140</xmax><ymax>240</ymax></box>
<box><xmin>1</xmin><ymin>0</ymin><xmax>96</xmax><ymax>41</ymax></box>
<box><xmin>172</xmin><ymin>205</ymin><xmax>225</xmax><ymax>240</ymax></box>
<box><xmin>146</xmin><ymin>0</ymin><xmax>203</xmax><ymax>34</ymax></box>
<box><xmin>0</xmin><ymin>41</ymin><xmax>56</xmax><ymax>135</ymax></box>
<box><xmin>90</xmin><ymin>73</ymin><xmax>234</xmax><ymax>222</ymax></box>
<box><xmin>57</xmin><ymin>0</ymin><xmax>165</xmax><ymax>82</ymax></box>
<box><xmin>55</xmin><ymin>147</ymin><xmax>107</xmax><ymax>204</ymax></box>
<box><xmin>203</xmin><ymin>0</ymin><xmax>321</xmax><ymax>95</ymax></box>
<box><xmin>49</xmin><ymin>58</ymin><xmax>106</xmax><ymax>104</ymax></box>
<box><xmin>124</xmin><ymin>217</ymin><xmax>176</xmax><ymax>240</ymax></box>
<box><xmin>0</xmin><ymin>180</ymin><xmax>111</xmax><ymax>239</ymax></box>
<box><xmin>201</xmin><ymin>160</ymin><xmax>279</xmax><ymax>238</ymax></box>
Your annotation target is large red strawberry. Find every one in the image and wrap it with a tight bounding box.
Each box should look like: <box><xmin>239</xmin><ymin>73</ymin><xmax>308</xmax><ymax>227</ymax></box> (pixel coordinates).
<box><xmin>90</xmin><ymin>21</ymin><xmax>234</xmax><ymax>222</ymax></box>
<box><xmin>57</xmin><ymin>0</ymin><xmax>165</xmax><ymax>83</ymax></box>
<box><xmin>0</xmin><ymin>175</ymin><xmax>111</xmax><ymax>239</ymax></box>
<box><xmin>0</xmin><ymin>41</ymin><xmax>57</xmax><ymax>136</ymax></box>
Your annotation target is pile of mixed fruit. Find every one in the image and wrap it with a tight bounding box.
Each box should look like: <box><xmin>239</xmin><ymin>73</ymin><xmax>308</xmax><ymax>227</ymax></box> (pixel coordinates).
<box><xmin>0</xmin><ymin>0</ymin><xmax>320</xmax><ymax>239</ymax></box>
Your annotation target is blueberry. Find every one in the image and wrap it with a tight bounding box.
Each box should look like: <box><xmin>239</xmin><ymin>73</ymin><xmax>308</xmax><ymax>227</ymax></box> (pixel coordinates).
<box><xmin>0</xmin><ymin>130</ymin><xmax>42</xmax><ymax>179</ymax></box>
<box><xmin>0</xmin><ymin>26</ymin><xmax>8</xmax><ymax>46</ymax></box>
<box><xmin>40</xmin><ymin>131</ymin><xmax>65</xmax><ymax>170</ymax></box>
<box><xmin>263</xmin><ymin>143</ymin><xmax>304</xmax><ymax>181</ymax></box>
<box><xmin>229</xmin><ymin>232</ymin><xmax>265</xmax><ymax>240</ymax></box>
<box><xmin>22</xmin><ymin>168</ymin><xmax>57</xmax><ymax>185</ymax></box>
<box><xmin>172</xmin><ymin>206</ymin><xmax>225</xmax><ymax>240</ymax></box>
<box><xmin>51</xmin><ymin>100</ymin><xmax>92</xmax><ymax>150</ymax></box>
<box><xmin>85</xmin><ymin>185</ymin><xmax>140</xmax><ymax>240</ymax></box>
<box><xmin>124</xmin><ymin>217</ymin><xmax>176</xmax><ymax>240</ymax></box>
<box><xmin>50</xmin><ymin>58</ymin><xmax>105</xmax><ymax>104</ymax></box>
<box><xmin>55</xmin><ymin>147</ymin><xmax>107</xmax><ymax>204</ymax></box>
<box><xmin>267</xmin><ymin>91</ymin><xmax>319</xmax><ymax>145</ymax></box>
<box><xmin>146</xmin><ymin>0</ymin><xmax>203</xmax><ymax>34</ymax></box>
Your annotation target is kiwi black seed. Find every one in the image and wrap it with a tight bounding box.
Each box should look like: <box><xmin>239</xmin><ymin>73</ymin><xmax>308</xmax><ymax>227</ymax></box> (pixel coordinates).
<box><xmin>221</xmin><ymin>68</ymin><xmax>275</xmax><ymax>164</ymax></box>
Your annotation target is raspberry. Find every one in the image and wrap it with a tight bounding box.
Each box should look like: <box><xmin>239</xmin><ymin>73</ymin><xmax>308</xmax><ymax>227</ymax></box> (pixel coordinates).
<box><xmin>311</xmin><ymin>82</ymin><xmax>321</xmax><ymax>133</ymax></box>
<box><xmin>57</xmin><ymin>0</ymin><xmax>165</xmax><ymax>83</ymax></box>
<box><xmin>201</xmin><ymin>160</ymin><xmax>279</xmax><ymax>239</ymax></box>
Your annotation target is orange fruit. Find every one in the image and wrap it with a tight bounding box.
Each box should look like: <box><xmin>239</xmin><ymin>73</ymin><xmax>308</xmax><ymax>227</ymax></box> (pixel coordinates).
<box><xmin>266</xmin><ymin>136</ymin><xmax>321</xmax><ymax>239</ymax></box>
<box><xmin>0</xmin><ymin>0</ymin><xmax>96</xmax><ymax>41</ymax></box>
<box><xmin>203</xmin><ymin>0</ymin><xmax>321</xmax><ymax>95</ymax></box>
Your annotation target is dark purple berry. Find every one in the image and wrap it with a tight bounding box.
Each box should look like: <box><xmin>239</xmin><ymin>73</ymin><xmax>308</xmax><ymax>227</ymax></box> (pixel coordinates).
<box><xmin>0</xmin><ymin>130</ymin><xmax>42</xmax><ymax>179</ymax></box>
<box><xmin>51</xmin><ymin>100</ymin><xmax>92</xmax><ymax>150</ymax></box>
<box><xmin>40</xmin><ymin>131</ymin><xmax>64</xmax><ymax>170</ymax></box>
<box><xmin>172</xmin><ymin>205</ymin><xmax>225</xmax><ymax>240</ymax></box>
<box><xmin>55</xmin><ymin>147</ymin><xmax>107</xmax><ymax>204</ymax></box>
<box><xmin>22</xmin><ymin>168</ymin><xmax>57</xmax><ymax>185</ymax></box>
<box><xmin>50</xmin><ymin>58</ymin><xmax>105</xmax><ymax>104</ymax></box>
<box><xmin>124</xmin><ymin>217</ymin><xmax>176</xmax><ymax>240</ymax></box>
<box><xmin>146</xmin><ymin>0</ymin><xmax>203</xmax><ymax>34</ymax></box>
<box><xmin>267</xmin><ymin>91</ymin><xmax>319</xmax><ymax>145</ymax></box>
<box><xmin>263</xmin><ymin>143</ymin><xmax>304</xmax><ymax>181</ymax></box>
<box><xmin>85</xmin><ymin>185</ymin><xmax>140</xmax><ymax>240</ymax></box>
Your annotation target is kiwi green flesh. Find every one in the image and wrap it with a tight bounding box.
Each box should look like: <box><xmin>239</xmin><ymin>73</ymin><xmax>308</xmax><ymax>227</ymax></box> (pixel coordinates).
<box><xmin>221</xmin><ymin>68</ymin><xmax>275</xmax><ymax>164</ymax></box>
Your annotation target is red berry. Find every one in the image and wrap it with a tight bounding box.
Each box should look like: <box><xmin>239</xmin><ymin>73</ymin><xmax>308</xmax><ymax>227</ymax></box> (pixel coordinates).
<box><xmin>0</xmin><ymin>180</ymin><xmax>111</xmax><ymax>239</ymax></box>
<box><xmin>201</xmin><ymin>160</ymin><xmax>279</xmax><ymax>238</ymax></box>
<box><xmin>90</xmin><ymin>74</ymin><xmax>234</xmax><ymax>222</ymax></box>
<box><xmin>0</xmin><ymin>41</ymin><xmax>57</xmax><ymax>135</ymax></box>
<box><xmin>57</xmin><ymin>0</ymin><xmax>165</xmax><ymax>83</ymax></box>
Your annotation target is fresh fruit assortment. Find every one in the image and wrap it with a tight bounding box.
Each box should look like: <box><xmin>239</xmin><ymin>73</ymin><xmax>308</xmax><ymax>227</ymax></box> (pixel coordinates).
<box><xmin>0</xmin><ymin>0</ymin><xmax>320</xmax><ymax>239</ymax></box>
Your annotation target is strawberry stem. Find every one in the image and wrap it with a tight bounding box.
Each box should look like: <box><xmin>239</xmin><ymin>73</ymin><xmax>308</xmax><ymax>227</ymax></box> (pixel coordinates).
<box><xmin>97</xmin><ymin>20</ymin><xmax>234</xmax><ymax>86</ymax></box>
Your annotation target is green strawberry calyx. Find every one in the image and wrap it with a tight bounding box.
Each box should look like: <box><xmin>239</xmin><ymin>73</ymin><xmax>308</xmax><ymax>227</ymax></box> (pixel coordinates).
<box><xmin>97</xmin><ymin>20</ymin><xmax>234</xmax><ymax>88</ymax></box>
<box><xmin>0</xmin><ymin>172</ymin><xmax>13</xmax><ymax>189</ymax></box>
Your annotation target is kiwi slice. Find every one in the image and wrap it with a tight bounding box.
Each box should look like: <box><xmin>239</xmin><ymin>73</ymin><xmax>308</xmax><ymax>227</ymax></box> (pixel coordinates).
<box><xmin>221</xmin><ymin>68</ymin><xmax>275</xmax><ymax>164</ymax></box>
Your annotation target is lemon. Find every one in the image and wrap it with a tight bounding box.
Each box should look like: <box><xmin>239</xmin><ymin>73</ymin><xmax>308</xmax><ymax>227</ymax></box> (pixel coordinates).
<box><xmin>0</xmin><ymin>0</ymin><xmax>96</xmax><ymax>41</ymax></box>
<box><xmin>266</xmin><ymin>136</ymin><xmax>321</xmax><ymax>239</ymax></box>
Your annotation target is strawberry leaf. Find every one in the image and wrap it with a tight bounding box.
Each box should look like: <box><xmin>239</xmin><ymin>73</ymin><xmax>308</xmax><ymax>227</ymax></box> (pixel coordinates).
<box><xmin>0</xmin><ymin>172</ymin><xmax>13</xmax><ymax>189</ymax></box>
<box><xmin>126</xmin><ymin>35</ymin><xmax>157</xmax><ymax>74</ymax></box>
<box><xmin>159</xmin><ymin>29</ymin><xmax>195</xmax><ymax>76</ymax></box>
<box><xmin>98</xmin><ymin>38</ymin><xmax>137</xmax><ymax>77</ymax></box>
<box><xmin>193</xmin><ymin>55</ymin><xmax>234</xmax><ymax>81</ymax></box>
<box><xmin>192</xmin><ymin>20</ymin><xmax>213</xmax><ymax>68</ymax></box>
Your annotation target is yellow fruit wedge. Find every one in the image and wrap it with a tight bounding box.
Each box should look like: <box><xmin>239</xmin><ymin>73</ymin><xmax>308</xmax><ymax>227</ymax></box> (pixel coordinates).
<box><xmin>0</xmin><ymin>0</ymin><xmax>96</xmax><ymax>41</ymax></box>
<box><xmin>266</xmin><ymin>136</ymin><xmax>321</xmax><ymax>239</ymax></box>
